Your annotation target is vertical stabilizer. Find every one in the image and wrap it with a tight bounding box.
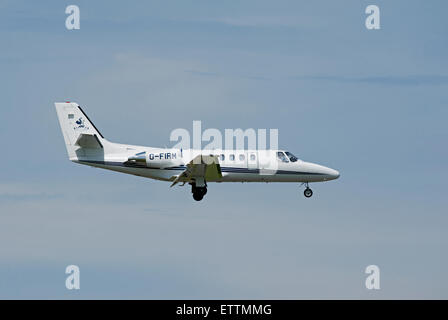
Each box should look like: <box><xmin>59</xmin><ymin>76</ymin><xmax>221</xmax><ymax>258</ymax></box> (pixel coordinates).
<box><xmin>54</xmin><ymin>102</ymin><xmax>106</xmax><ymax>160</ymax></box>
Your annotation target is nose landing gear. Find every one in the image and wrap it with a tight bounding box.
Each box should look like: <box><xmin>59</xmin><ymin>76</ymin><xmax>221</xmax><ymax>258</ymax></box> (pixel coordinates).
<box><xmin>304</xmin><ymin>188</ymin><xmax>313</xmax><ymax>198</ymax></box>
<box><xmin>303</xmin><ymin>182</ymin><xmax>313</xmax><ymax>198</ymax></box>
<box><xmin>191</xmin><ymin>183</ymin><xmax>207</xmax><ymax>201</ymax></box>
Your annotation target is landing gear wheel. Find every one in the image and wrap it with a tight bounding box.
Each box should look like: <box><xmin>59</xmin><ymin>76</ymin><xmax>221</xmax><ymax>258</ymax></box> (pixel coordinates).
<box><xmin>304</xmin><ymin>188</ymin><xmax>313</xmax><ymax>198</ymax></box>
<box><xmin>191</xmin><ymin>183</ymin><xmax>207</xmax><ymax>201</ymax></box>
<box><xmin>193</xmin><ymin>192</ymin><xmax>204</xmax><ymax>201</ymax></box>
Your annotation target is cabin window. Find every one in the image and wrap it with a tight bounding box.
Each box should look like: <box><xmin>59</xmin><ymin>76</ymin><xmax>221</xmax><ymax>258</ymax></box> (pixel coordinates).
<box><xmin>229</xmin><ymin>154</ymin><xmax>235</xmax><ymax>161</ymax></box>
<box><xmin>220</xmin><ymin>154</ymin><xmax>225</xmax><ymax>161</ymax></box>
<box><xmin>239</xmin><ymin>154</ymin><xmax>245</xmax><ymax>161</ymax></box>
<box><xmin>68</xmin><ymin>114</ymin><xmax>74</xmax><ymax>119</ymax></box>
<box><xmin>250</xmin><ymin>154</ymin><xmax>256</xmax><ymax>161</ymax></box>
<box><xmin>277</xmin><ymin>151</ymin><xmax>289</xmax><ymax>163</ymax></box>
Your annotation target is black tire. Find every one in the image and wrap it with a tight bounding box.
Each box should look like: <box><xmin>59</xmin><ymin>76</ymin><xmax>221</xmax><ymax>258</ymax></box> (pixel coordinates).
<box><xmin>193</xmin><ymin>192</ymin><xmax>204</xmax><ymax>201</ymax></box>
<box><xmin>304</xmin><ymin>188</ymin><xmax>313</xmax><ymax>198</ymax></box>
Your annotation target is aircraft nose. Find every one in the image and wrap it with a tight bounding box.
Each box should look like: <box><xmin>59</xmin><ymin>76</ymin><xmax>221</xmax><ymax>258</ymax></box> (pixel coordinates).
<box><xmin>320</xmin><ymin>166</ymin><xmax>339</xmax><ymax>180</ymax></box>
<box><xmin>304</xmin><ymin>162</ymin><xmax>340</xmax><ymax>180</ymax></box>
<box><xmin>328</xmin><ymin>168</ymin><xmax>340</xmax><ymax>180</ymax></box>
<box><xmin>321</xmin><ymin>166</ymin><xmax>340</xmax><ymax>180</ymax></box>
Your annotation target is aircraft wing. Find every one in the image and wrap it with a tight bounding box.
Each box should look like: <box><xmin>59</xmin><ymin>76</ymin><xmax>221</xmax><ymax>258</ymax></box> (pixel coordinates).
<box><xmin>170</xmin><ymin>155</ymin><xmax>222</xmax><ymax>187</ymax></box>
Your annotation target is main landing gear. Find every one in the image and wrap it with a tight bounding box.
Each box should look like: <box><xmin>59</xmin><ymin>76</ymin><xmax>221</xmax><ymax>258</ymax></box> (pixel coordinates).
<box><xmin>303</xmin><ymin>182</ymin><xmax>313</xmax><ymax>198</ymax></box>
<box><xmin>191</xmin><ymin>183</ymin><xmax>207</xmax><ymax>201</ymax></box>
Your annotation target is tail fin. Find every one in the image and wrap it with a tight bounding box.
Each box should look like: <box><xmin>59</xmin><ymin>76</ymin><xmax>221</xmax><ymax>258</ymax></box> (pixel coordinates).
<box><xmin>54</xmin><ymin>102</ymin><xmax>106</xmax><ymax>160</ymax></box>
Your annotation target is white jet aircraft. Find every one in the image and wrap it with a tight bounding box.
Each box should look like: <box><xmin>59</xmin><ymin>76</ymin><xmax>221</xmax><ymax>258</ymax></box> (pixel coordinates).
<box><xmin>55</xmin><ymin>102</ymin><xmax>340</xmax><ymax>201</ymax></box>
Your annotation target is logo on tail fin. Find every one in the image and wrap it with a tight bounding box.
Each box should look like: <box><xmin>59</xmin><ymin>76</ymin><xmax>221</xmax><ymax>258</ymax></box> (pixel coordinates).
<box><xmin>75</xmin><ymin>118</ymin><xmax>84</xmax><ymax>127</ymax></box>
<box><xmin>74</xmin><ymin>117</ymin><xmax>89</xmax><ymax>131</ymax></box>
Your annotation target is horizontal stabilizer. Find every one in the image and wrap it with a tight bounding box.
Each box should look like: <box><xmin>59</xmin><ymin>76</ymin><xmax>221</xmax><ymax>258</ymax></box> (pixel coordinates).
<box><xmin>75</xmin><ymin>134</ymin><xmax>103</xmax><ymax>149</ymax></box>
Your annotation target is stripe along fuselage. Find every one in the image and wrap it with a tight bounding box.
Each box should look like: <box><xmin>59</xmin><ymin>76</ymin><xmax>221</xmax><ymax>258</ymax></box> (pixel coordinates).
<box><xmin>78</xmin><ymin>148</ymin><xmax>339</xmax><ymax>183</ymax></box>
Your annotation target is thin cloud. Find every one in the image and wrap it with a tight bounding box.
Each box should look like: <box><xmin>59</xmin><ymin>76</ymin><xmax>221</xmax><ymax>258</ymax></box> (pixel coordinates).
<box><xmin>295</xmin><ymin>75</ymin><xmax>448</xmax><ymax>86</ymax></box>
<box><xmin>201</xmin><ymin>15</ymin><xmax>327</xmax><ymax>29</ymax></box>
<box><xmin>185</xmin><ymin>69</ymin><xmax>271</xmax><ymax>81</ymax></box>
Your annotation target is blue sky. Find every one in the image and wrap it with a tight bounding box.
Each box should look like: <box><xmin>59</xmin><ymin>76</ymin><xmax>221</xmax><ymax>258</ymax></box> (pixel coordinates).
<box><xmin>0</xmin><ymin>0</ymin><xmax>447</xmax><ymax>298</ymax></box>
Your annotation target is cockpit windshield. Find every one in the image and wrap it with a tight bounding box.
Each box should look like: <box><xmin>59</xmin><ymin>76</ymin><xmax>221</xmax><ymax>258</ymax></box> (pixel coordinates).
<box><xmin>285</xmin><ymin>151</ymin><xmax>299</xmax><ymax>162</ymax></box>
